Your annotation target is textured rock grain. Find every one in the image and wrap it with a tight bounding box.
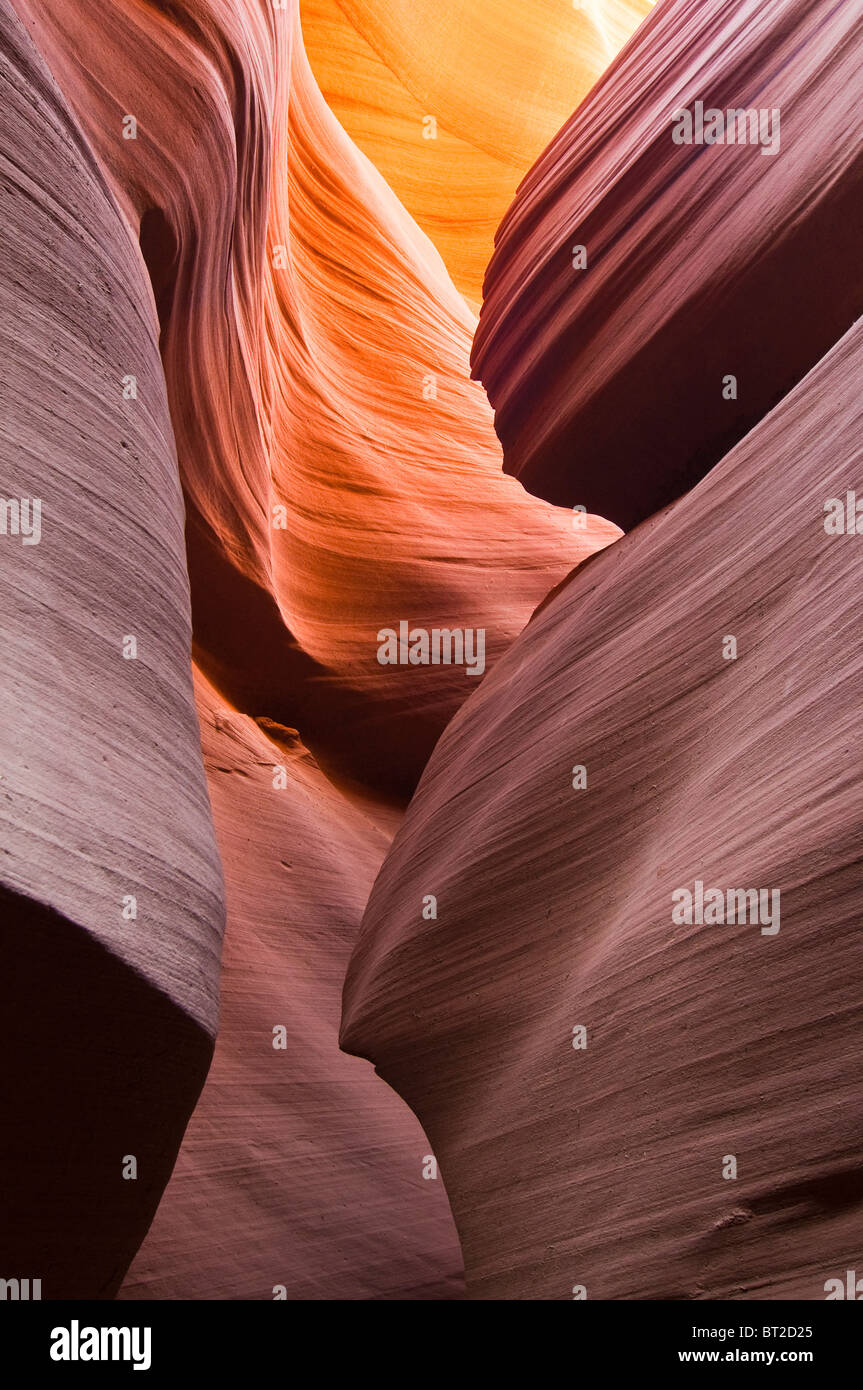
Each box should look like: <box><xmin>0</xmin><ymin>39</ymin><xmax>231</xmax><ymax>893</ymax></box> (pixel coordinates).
<box><xmin>344</xmin><ymin>318</ymin><xmax>863</xmax><ymax>1299</ymax></box>
<box><xmin>4</xmin><ymin>0</ymin><xmax>620</xmax><ymax>1296</ymax></box>
<box><xmin>473</xmin><ymin>0</ymin><xmax>863</xmax><ymax>529</ymax></box>
<box><xmin>300</xmin><ymin>0</ymin><xmax>651</xmax><ymax>307</ymax></box>
<box><xmin>120</xmin><ymin>671</ymin><xmax>462</xmax><ymax>1300</ymax></box>
<box><xmin>0</xmin><ymin>0</ymin><xmax>224</xmax><ymax>1296</ymax></box>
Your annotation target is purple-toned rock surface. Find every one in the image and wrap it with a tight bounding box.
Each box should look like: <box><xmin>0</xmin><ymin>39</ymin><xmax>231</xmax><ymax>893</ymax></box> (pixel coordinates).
<box><xmin>344</xmin><ymin>316</ymin><xmax>863</xmax><ymax>1298</ymax></box>
<box><xmin>5</xmin><ymin>0</ymin><xmax>613</xmax><ymax>1298</ymax></box>
<box><xmin>120</xmin><ymin>671</ymin><xmax>463</xmax><ymax>1300</ymax></box>
<box><xmin>0</xmin><ymin>0</ymin><xmax>224</xmax><ymax>1297</ymax></box>
<box><xmin>473</xmin><ymin>0</ymin><xmax>863</xmax><ymax>529</ymax></box>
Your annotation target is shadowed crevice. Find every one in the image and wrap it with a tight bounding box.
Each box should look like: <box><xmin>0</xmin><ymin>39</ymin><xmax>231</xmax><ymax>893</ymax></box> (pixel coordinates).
<box><xmin>0</xmin><ymin>883</ymin><xmax>213</xmax><ymax>1299</ymax></box>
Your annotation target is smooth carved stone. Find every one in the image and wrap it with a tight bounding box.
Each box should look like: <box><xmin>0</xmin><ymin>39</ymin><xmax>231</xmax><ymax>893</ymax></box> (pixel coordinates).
<box><xmin>473</xmin><ymin>0</ymin><xmax>863</xmax><ymax>530</ymax></box>
<box><xmin>120</xmin><ymin>671</ymin><xmax>464</xmax><ymax>1301</ymax></box>
<box><xmin>344</xmin><ymin>318</ymin><xmax>863</xmax><ymax>1299</ymax></box>
<box><xmin>301</xmin><ymin>0</ymin><xmax>651</xmax><ymax>309</ymax></box>
<box><xmin>0</xmin><ymin>0</ymin><xmax>224</xmax><ymax>1297</ymax></box>
<box><xmin>17</xmin><ymin>0</ymin><xmax>618</xmax><ymax>801</ymax></box>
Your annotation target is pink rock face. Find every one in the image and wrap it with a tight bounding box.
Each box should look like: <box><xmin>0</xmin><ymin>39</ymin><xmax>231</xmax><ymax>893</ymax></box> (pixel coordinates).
<box><xmin>7</xmin><ymin>0</ymin><xmax>861</xmax><ymax>1307</ymax></box>
<box><xmin>343</xmin><ymin>317</ymin><xmax>863</xmax><ymax>1299</ymax></box>
<box><xmin>4</xmin><ymin>0</ymin><xmax>619</xmax><ymax>1298</ymax></box>
<box><xmin>15</xmin><ymin>0</ymin><xmax>616</xmax><ymax>798</ymax></box>
<box><xmin>0</xmin><ymin>0</ymin><xmax>223</xmax><ymax>1297</ymax></box>
<box><xmin>472</xmin><ymin>0</ymin><xmax>863</xmax><ymax>530</ymax></box>
<box><xmin>120</xmin><ymin>671</ymin><xmax>462</xmax><ymax>1300</ymax></box>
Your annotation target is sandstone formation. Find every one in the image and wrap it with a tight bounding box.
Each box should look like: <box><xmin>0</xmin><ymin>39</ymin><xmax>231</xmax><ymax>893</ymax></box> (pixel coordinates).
<box><xmin>473</xmin><ymin>0</ymin><xmax>863</xmax><ymax>529</ymax></box>
<box><xmin>3</xmin><ymin>0</ymin><xmax>619</xmax><ymax>1298</ymax></box>
<box><xmin>15</xmin><ymin>0</ymin><xmax>616</xmax><ymax>800</ymax></box>
<box><xmin>120</xmin><ymin>672</ymin><xmax>462</xmax><ymax>1300</ymax></box>
<box><xmin>300</xmin><ymin>0</ymin><xmax>651</xmax><ymax>307</ymax></box>
<box><xmin>344</xmin><ymin>315</ymin><xmax>863</xmax><ymax>1298</ymax></box>
<box><xmin>9</xmin><ymin>0</ymin><xmax>856</xmax><ymax>1308</ymax></box>
<box><xmin>0</xmin><ymin>0</ymin><xmax>223</xmax><ymax>1297</ymax></box>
